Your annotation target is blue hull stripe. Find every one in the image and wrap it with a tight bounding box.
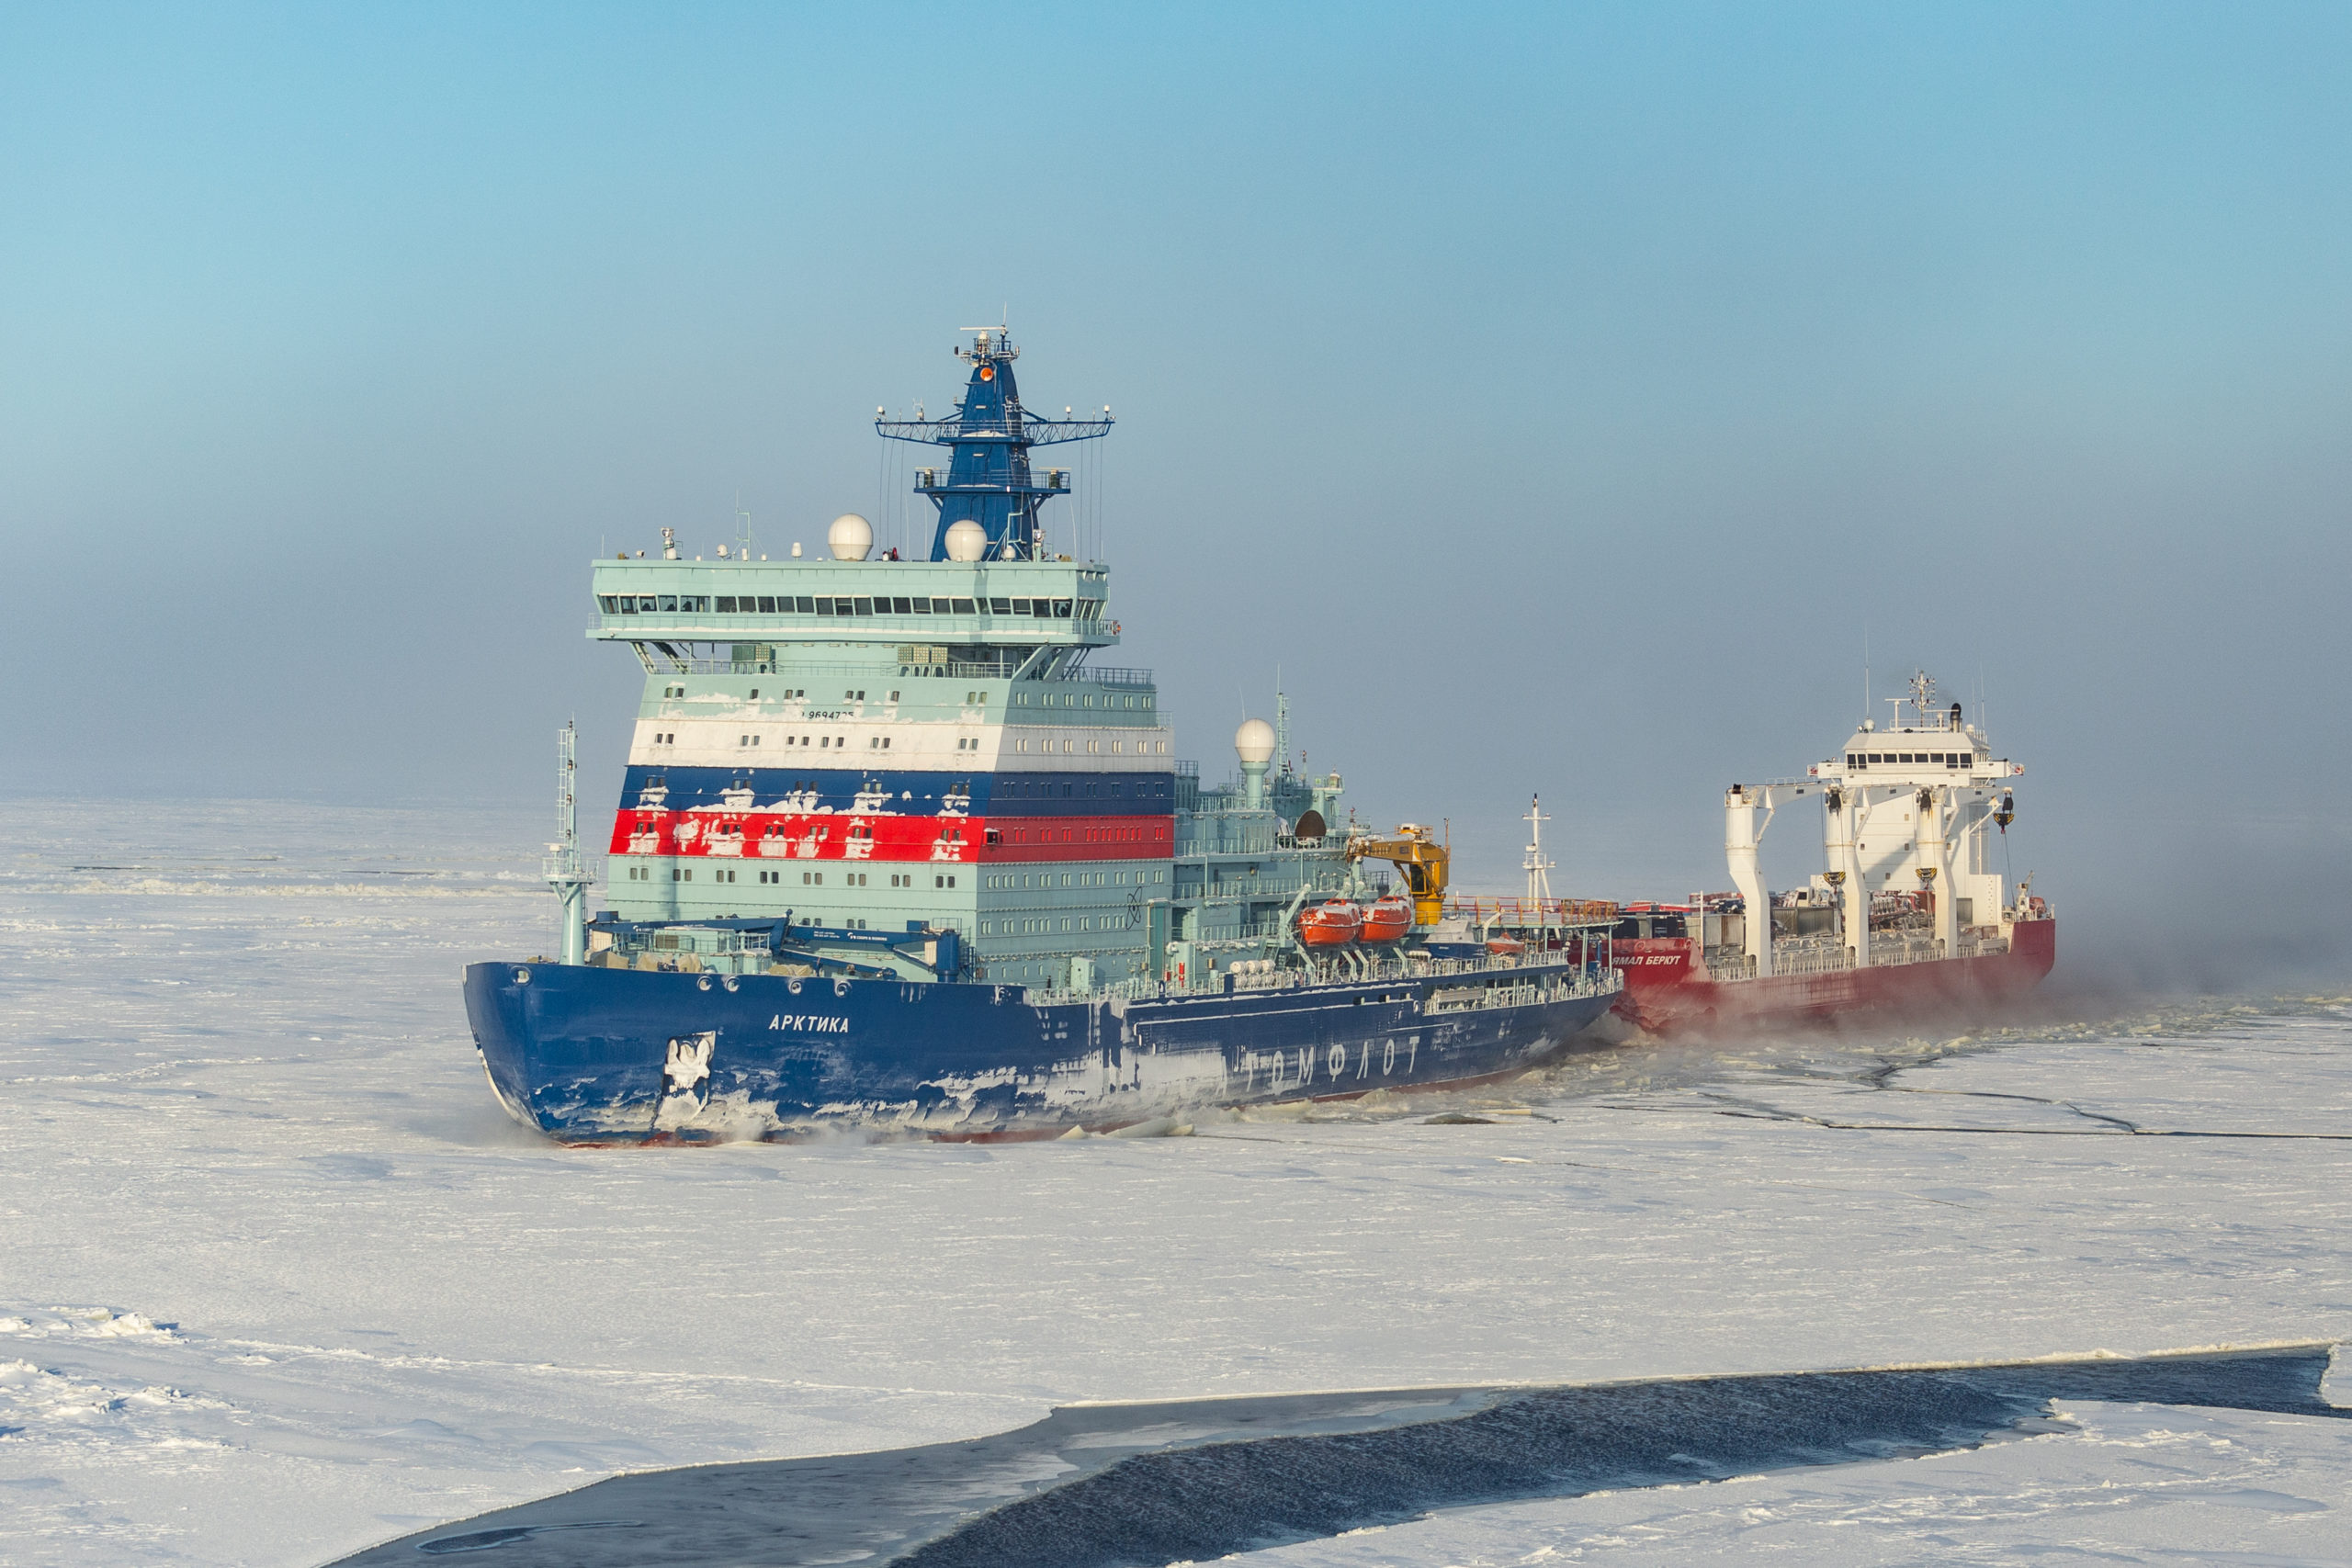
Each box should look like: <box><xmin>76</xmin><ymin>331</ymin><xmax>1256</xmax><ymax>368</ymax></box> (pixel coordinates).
<box><xmin>621</xmin><ymin>764</ymin><xmax>1175</xmax><ymax>818</ymax></box>
<box><xmin>464</xmin><ymin>962</ymin><xmax>1617</xmax><ymax>1141</ymax></box>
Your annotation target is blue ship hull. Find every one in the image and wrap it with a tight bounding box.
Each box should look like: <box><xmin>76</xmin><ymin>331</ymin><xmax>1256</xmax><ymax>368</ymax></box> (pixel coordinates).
<box><xmin>463</xmin><ymin>960</ymin><xmax>1619</xmax><ymax>1143</ymax></box>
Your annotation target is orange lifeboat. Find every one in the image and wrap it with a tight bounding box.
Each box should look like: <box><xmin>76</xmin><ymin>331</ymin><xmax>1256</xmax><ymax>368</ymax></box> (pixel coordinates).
<box><xmin>1485</xmin><ymin>934</ymin><xmax>1526</xmax><ymax>956</ymax></box>
<box><xmin>1297</xmin><ymin>899</ymin><xmax>1363</xmax><ymax>946</ymax></box>
<box><xmin>1359</xmin><ymin>895</ymin><xmax>1413</xmax><ymax>943</ymax></box>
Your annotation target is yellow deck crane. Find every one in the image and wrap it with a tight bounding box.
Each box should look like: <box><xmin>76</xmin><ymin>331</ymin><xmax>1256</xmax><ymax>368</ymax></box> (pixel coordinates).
<box><xmin>1345</xmin><ymin>823</ymin><xmax>1451</xmax><ymax>927</ymax></box>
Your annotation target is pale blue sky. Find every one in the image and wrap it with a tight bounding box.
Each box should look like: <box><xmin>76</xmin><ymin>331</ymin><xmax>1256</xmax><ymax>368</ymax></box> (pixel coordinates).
<box><xmin>6</xmin><ymin>3</ymin><xmax>2348</xmax><ymax>982</ymax></box>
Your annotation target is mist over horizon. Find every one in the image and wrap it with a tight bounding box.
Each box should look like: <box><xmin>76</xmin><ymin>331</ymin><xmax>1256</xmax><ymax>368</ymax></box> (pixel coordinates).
<box><xmin>6</xmin><ymin>4</ymin><xmax>2348</xmax><ymax>993</ymax></box>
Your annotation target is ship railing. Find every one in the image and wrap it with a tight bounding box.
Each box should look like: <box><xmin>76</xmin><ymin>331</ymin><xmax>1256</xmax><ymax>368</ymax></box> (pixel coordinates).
<box><xmin>1445</xmin><ymin>895</ymin><xmax>1622</xmax><ymax>926</ymax></box>
<box><xmin>1021</xmin><ymin>948</ymin><xmax>1621</xmax><ymax>1007</ymax></box>
<box><xmin>1709</xmin><ymin>936</ymin><xmax>1839</xmax><ymax>983</ymax></box>
<box><xmin>1704</xmin><ymin>929</ymin><xmax>2015</xmax><ymax>981</ymax></box>
<box><xmin>610</xmin><ymin>653</ymin><xmax>1153</xmax><ymax>686</ymax></box>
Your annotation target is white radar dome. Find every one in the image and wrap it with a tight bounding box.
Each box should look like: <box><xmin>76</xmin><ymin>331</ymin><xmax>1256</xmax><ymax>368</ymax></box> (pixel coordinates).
<box><xmin>827</xmin><ymin>513</ymin><xmax>873</xmax><ymax>561</ymax></box>
<box><xmin>1235</xmin><ymin>718</ymin><xmax>1277</xmax><ymax>765</ymax></box>
<box><xmin>944</xmin><ymin>519</ymin><xmax>988</xmax><ymax>562</ymax></box>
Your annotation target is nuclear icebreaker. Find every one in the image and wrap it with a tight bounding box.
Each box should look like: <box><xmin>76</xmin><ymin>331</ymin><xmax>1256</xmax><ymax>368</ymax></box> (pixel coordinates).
<box><xmin>462</xmin><ymin>328</ymin><xmax>1621</xmax><ymax>1141</ymax></box>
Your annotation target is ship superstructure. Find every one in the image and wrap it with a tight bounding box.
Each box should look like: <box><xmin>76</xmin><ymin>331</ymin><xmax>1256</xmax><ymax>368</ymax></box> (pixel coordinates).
<box><xmin>1604</xmin><ymin>672</ymin><xmax>2054</xmax><ymax>1033</ymax></box>
<box><xmin>464</xmin><ymin>330</ymin><xmax>1621</xmax><ymax>1140</ymax></box>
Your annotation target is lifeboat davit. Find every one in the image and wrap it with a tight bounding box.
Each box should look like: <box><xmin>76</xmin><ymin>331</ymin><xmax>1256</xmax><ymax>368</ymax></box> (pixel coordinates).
<box><xmin>1297</xmin><ymin>899</ymin><xmax>1363</xmax><ymax>946</ymax></box>
<box><xmin>1359</xmin><ymin>895</ymin><xmax>1413</xmax><ymax>942</ymax></box>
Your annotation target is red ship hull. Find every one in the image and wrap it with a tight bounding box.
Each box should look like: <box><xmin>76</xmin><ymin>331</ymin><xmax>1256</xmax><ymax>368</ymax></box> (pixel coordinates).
<box><xmin>1611</xmin><ymin>919</ymin><xmax>2055</xmax><ymax>1036</ymax></box>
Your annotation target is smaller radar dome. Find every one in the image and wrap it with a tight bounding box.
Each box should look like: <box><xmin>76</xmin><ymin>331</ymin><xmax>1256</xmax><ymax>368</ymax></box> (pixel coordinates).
<box><xmin>944</xmin><ymin>519</ymin><xmax>988</xmax><ymax>562</ymax></box>
<box><xmin>1235</xmin><ymin>718</ymin><xmax>1277</xmax><ymax>765</ymax></box>
<box><xmin>827</xmin><ymin>513</ymin><xmax>873</xmax><ymax>561</ymax></box>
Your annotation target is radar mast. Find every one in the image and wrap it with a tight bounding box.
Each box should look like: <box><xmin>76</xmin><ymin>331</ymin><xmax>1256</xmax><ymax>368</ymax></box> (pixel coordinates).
<box><xmin>875</xmin><ymin>327</ymin><xmax>1113</xmax><ymax>561</ymax></box>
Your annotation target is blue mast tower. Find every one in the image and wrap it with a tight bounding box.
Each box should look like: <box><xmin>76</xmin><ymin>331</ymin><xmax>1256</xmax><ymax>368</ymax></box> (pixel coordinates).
<box><xmin>876</xmin><ymin>326</ymin><xmax>1114</xmax><ymax>561</ymax></box>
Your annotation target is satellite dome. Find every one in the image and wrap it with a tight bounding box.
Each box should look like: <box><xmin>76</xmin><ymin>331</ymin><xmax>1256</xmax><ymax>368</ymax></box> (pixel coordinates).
<box><xmin>944</xmin><ymin>519</ymin><xmax>988</xmax><ymax>562</ymax></box>
<box><xmin>827</xmin><ymin>513</ymin><xmax>873</xmax><ymax>561</ymax></box>
<box><xmin>1234</xmin><ymin>717</ymin><xmax>1276</xmax><ymax>765</ymax></box>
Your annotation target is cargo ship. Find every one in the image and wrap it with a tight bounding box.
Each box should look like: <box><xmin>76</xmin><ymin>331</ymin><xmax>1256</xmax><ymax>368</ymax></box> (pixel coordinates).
<box><xmin>1577</xmin><ymin>672</ymin><xmax>2054</xmax><ymax>1034</ymax></box>
<box><xmin>462</xmin><ymin>328</ymin><xmax>1620</xmax><ymax>1142</ymax></box>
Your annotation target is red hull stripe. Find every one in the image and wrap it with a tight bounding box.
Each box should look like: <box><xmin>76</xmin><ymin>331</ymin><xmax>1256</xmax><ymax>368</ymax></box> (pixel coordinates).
<box><xmin>608</xmin><ymin>809</ymin><xmax>1172</xmax><ymax>865</ymax></box>
<box><xmin>1603</xmin><ymin>920</ymin><xmax>2057</xmax><ymax>1035</ymax></box>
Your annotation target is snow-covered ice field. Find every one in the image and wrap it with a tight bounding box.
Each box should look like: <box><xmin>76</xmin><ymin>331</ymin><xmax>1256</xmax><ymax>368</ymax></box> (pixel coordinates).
<box><xmin>4</xmin><ymin>800</ymin><xmax>2347</xmax><ymax>1565</ymax></box>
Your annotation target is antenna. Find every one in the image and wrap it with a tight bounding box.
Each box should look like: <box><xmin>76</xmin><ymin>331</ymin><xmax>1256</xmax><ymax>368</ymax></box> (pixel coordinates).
<box><xmin>1523</xmin><ymin>795</ymin><xmax>1555</xmax><ymax>912</ymax></box>
<box><xmin>1906</xmin><ymin>670</ymin><xmax>1937</xmax><ymax>727</ymax></box>
<box><xmin>543</xmin><ymin>721</ymin><xmax>593</xmax><ymax>965</ymax></box>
